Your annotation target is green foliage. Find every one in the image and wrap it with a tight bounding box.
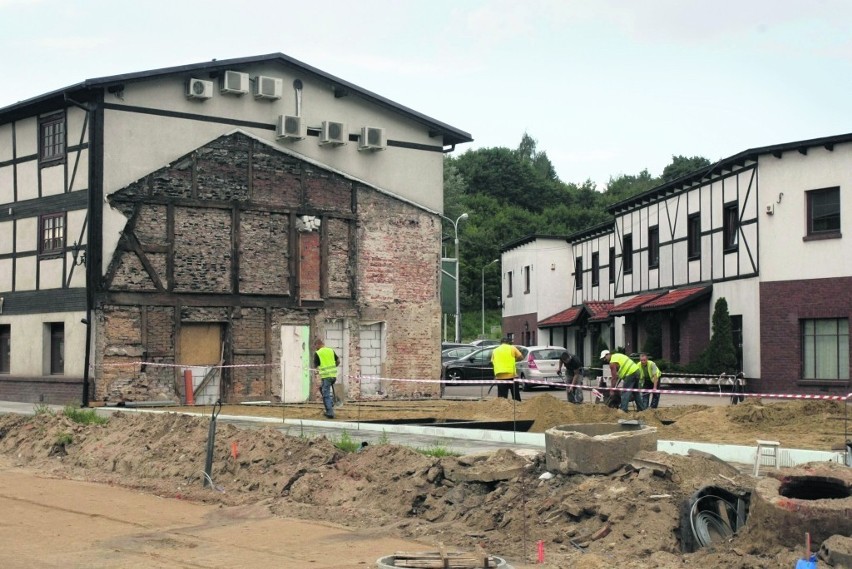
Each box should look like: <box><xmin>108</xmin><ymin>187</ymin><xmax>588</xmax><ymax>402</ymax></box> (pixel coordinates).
<box><xmin>33</xmin><ymin>403</ymin><xmax>55</xmax><ymax>416</ymax></box>
<box><xmin>641</xmin><ymin>313</ymin><xmax>663</xmax><ymax>358</ymax></box>
<box><xmin>55</xmin><ymin>432</ymin><xmax>73</xmax><ymax>446</ymax></box>
<box><xmin>595</xmin><ymin>335</ymin><xmax>609</xmax><ymax>356</ymax></box>
<box><xmin>376</xmin><ymin>430</ymin><xmax>391</xmax><ymax>445</ymax></box>
<box><xmin>443</xmin><ymin>136</ymin><xmax>712</xmax><ymax>322</ymax></box>
<box><xmin>693</xmin><ymin>297</ymin><xmax>738</xmax><ymax>374</ymax></box>
<box><xmin>330</xmin><ymin>430</ymin><xmax>361</xmax><ymax>453</ymax></box>
<box><xmin>63</xmin><ymin>406</ymin><xmax>109</xmax><ymax>425</ymax></box>
<box><xmin>416</xmin><ymin>442</ymin><xmax>460</xmax><ymax>457</ymax></box>
<box><xmin>661</xmin><ymin>155</ymin><xmax>712</xmax><ymax>182</ymax></box>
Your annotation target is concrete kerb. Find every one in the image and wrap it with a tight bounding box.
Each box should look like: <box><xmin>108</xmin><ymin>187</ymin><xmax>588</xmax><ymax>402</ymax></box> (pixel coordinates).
<box><xmin>0</xmin><ymin>401</ymin><xmax>846</xmax><ymax>468</ymax></box>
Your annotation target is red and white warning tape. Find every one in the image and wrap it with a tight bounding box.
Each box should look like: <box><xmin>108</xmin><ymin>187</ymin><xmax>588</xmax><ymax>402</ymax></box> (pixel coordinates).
<box><xmin>97</xmin><ymin>362</ymin><xmax>851</xmax><ymax>401</ymax></box>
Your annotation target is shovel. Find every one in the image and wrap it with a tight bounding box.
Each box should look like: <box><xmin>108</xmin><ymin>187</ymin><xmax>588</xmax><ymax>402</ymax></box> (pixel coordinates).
<box><xmin>795</xmin><ymin>532</ymin><xmax>816</xmax><ymax>569</ymax></box>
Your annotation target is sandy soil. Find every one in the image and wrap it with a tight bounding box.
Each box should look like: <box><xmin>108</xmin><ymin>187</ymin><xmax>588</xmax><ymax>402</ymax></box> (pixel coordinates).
<box><xmin>0</xmin><ymin>396</ymin><xmax>849</xmax><ymax>568</ymax></box>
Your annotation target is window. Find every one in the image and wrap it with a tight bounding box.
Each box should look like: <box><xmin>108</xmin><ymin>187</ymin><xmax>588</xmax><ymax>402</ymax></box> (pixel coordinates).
<box><xmin>507</xmin><ymin>271</ymin><xmax>513</xmax><ymax>297</ymax></box>
<box><xmin>608</xmin><ymin>247</ymin><xmax>615</xmax><ymax>283</ymax></box>
<box><xmin>648</xmin><ymin>226</ymin><xmax>660</xmax><ymax>268</ymax></box>
<box><xmin>40</xmin><ymin>213</ymin><xmax>65</xmax><ymax>255</ymax></box>
<box><xmin>802</xmin><ymin>318</ymin><xmax>849</xmax><ymax>380</ymax></box>
<box><xmin>0</xmin><ymin>325</ymin><xmax>9</xmax><ymax>374</ymax></box>
<box><xmin>623</xmin><ymin>234</ymin><xmax>633</xmax><ymax>274</ymax></box>
<box><xmin>591</xmin><ymin>252</ymin><xmax>600</xmax><ymax>287</ymax></box>
<box><xmin>807</xmin><ymin>187</ymin><xmax>840</xmax><ymax>237</ymax></box>
<box><xmin>49</xmin><ymin>323</ymin><xmax>64</xmax><ymax>375</ymax></box>
<box><xmin>723</xmin><ymin>202</ymin><xmax>738</xmax><ymax>251</ymax></box>
<box><xmin>687</xmin><ymin>213</ymin><xmax>701</xmax><ymax>259</ymax></box>
<box><xmin>575</xmin><ymin>257</ymin><xmax>583</xmax><ymax>290</ymax></box>
<box><xmin>39</xmin><ymin>112</ymin><xmax>66</xmax><ymax>164</ymax></box>
<box><xmin>523</xmin><ymin>266</ymin><xmax>531</xmax><ymax>294</ymax></box>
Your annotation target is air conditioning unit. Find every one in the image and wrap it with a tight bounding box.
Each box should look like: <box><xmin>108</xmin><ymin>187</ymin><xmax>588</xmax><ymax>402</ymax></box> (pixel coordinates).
<box><xmin>186</xmin><ymin>78</ymin><xmax>213</xmax><ymax>100</ymax></box>
<box><xmin>253</xmin><ymin>76</ymin><xmax>282</xmax><ymax>100</ymax></box>
<box><xmin>276</xmin><ymin>115</ymin><xmax>306</xmax><ymax>140</ymax></box>
<box><xmin>220</xmin><ymin>70</ymin><xmax>249</xmax><ymax>95</ymax></box>
<box><xmin>320</xmin><ymin>121</ymin><xmax>347</xmax><ymax>146</ymax></box>
<box><xmin>359</xmin><ymin>126</ymin><xmax>386</xmax><ymax>151</ymax></box>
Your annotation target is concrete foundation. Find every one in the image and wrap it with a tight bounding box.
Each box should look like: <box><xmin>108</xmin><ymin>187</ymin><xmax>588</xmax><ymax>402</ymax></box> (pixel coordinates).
<box><xmin>544</xmin><ymin>422</ymin><xmax>658</xmax><ymax>475</ymax></box>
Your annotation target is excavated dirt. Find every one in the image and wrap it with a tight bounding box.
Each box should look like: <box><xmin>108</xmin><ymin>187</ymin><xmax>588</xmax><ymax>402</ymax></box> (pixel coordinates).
<box><xmin>0</xmin><ymin>396</ymin><xmax>849</xmax><ymax>568</ymax></box>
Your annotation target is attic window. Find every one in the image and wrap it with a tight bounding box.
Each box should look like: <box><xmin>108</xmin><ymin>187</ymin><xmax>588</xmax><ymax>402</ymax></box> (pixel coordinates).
<box><xmin>39</xmin><ymin>112</ymin><xmax>65</xmax><ymax>165</ymax></box>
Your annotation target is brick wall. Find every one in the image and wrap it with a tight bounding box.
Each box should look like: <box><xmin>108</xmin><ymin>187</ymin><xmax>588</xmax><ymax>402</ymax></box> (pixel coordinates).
<box><xmin>0</xmin><ymin>376</ymin><xmax>85</xmax><ymax>406</ymax></box>
<box><xmin>240</xmin><ymin>211</ymin><xmax>290</xmax><ymax>294</ymax></box>
<box><xmin>96</xmin><ymin>132</ymin><xmax>441</xmax><ymax>403</ymax></box>
<box><xmin>356</xmin><ymin>188</ymin><xmax>441</xmax><ymax>397</ymax></box>
<box><xmin>759</xmin><ymin>277</ymin><xmax>852</xmax><ymax>394</ymax></box>
<box><xmin>502</xmin><ymin>313</ymin><xmax>537</xmax><ymax>346</ymax></box>
<box><xmin>173</xmin><ymin>206</ymin><xmax>232</xmax><ymax>293</ymax></box>
<box><xmin>677</xmin><ymin>303</ymin><xmax>710</xmax><ymax>365</ymax></box>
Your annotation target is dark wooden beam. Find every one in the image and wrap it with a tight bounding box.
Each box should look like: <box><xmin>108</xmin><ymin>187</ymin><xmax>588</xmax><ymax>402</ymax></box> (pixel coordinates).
<box><xmin>798</xmin><ymin>147</ymin><xmax>808</xmax><ymax>155</ymax></box>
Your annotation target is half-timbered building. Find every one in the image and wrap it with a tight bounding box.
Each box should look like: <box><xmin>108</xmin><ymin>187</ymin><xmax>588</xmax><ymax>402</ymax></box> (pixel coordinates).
<box><xmin>0</xmin><ymin>53</ymin><xmax>471</xmax><ymax>405</ymax></box>
<box><xmin>503</xmin><ymin>133</ymin><xmax>851</xmax><ymax>394</ymax></box>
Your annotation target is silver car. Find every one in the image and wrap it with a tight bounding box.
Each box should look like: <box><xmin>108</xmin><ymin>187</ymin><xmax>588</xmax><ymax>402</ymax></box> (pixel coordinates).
<box><xmin>516</xmin><ymin>346</ymin><xmax>568</xmax><ymax>390</ymax></box>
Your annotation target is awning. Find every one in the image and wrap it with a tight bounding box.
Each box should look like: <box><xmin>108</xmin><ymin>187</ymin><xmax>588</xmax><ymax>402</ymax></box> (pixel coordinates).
<box><xmin>641</xmin><ymin>286</ymin><xmax>711</xmax><ymax>311</ymax></box>
<box><xmin>538</xmin><ymin>306</ymin><xmax>583</xmax><ymax>328</ymax></box>
<box><xmin>538</xmin><ymin>300</ymin><xmax>614</xmax><ymax>328</ymax></box>
<box><xmin>586</xmin><ymin>301</ymin><xmax>614</xmax><ymax>322</ymax></box>
<box><xmin>609</xmin><ymin>292</ymin><xmax>667</xmax><ymax>316</ymax></box>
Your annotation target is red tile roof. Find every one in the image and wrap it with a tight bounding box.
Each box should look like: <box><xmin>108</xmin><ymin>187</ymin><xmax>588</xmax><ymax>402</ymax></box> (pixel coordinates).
<box><xmin>609</xmin><ymin>292</ymin><xmax>666</xmax><ymax>316</ymax></box>
<box><xmin>586</xmin><ymin>301</ymin><xmax>614</xmax><ymax>322</ymax></box>
<box><xmin>538</xmin><ymin>306</ymin><xmax>583</xmax><ymax>327</ymax></box>
<box><xmin>642</xmin><ymin>286</ymin><xmax>711</xmax><ymax>310</ymax></box>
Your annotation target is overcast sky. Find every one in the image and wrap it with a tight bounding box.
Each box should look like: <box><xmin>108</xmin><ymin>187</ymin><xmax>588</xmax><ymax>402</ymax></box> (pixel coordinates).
<box><xmin>2</xmin><ymin>0</ymin><xmax>851</xmax><ymax>188</ymax></box>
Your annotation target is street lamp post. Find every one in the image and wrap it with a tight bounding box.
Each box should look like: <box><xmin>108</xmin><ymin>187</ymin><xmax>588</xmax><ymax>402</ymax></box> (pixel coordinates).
<box><xmin>441</xmin><ymin>212</ymin><xmax>468</xmax><ymax>343</ymax></box>
<box><xmin>481</xmin><ymin>259</ymin><xmax>498</xmax><ymax>337</ymax></box>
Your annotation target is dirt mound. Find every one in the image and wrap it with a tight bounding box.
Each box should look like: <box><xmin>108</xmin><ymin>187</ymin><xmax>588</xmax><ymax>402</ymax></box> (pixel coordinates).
<box><xmin>0</xmin><ymin>409</ymin><xmax>830</xmax><ymax>568</ymax></box>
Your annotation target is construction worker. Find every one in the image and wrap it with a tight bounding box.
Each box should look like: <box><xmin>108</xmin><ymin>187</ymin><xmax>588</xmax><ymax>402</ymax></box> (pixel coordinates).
<box><xmin>313</xmin><ymin>338</ymin><xmax>340</xmax><ymax>418</ymax></box>
<box><xmin>557</xmin><ymin>351</ymin><xmax>584</xmax><ymax>404</ymax></box>
<box><xmin>638</xmin><ymin>352</ymin><xmax>661</xmax><ymax>409</ymax></box>
<box><xmin>491</xmin><ymin>337</ymin><xmax>523</xmax><ymax>401</ymax></box>
<box><xmin>600</xmin><ymin>349</ymin><xmax>646</xmax><ymax>412</ymax></box>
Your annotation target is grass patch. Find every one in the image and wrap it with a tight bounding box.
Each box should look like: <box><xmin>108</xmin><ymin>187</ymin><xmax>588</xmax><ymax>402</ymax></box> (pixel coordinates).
<box><xmin>33</xmin><ymin>403</ymin><xmax>55</xmax><ymax>416</ymax></box>
<box><xmin>63</xmin><ymin>406</ymin><xmax>109</xmax><ymax>426</ymax></box>
<box><xmin>416</xmin><ymin>442</ymin><xmax>460</xmax><ymax>457</ymax></box>
<box><xmin>376</xmin><ymin>429</ymin><xmax>391</xmax><ymax>445</ymax></box>
<box><xmin>55</xmin><ymin>432</ymin><xmax>73</xmax><ymax>446</ymax></box>
<box><xmin>330</xmin><ymin>430</ymin><xmax>361</xmax><ymax>453</ymax></box>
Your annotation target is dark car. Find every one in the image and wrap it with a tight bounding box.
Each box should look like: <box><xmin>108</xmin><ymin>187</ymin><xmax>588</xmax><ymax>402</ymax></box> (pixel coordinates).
<box><xmin>441</xmin><ymin>342</ymin><xmax>472</xmax><ymax>350</ymax></box>
<box><xmin>442</xmin><ymin>346</ymin><xmax>529</xmax><ymax>382</ymax></box>
<box><xmin>441</xmin><ymin>345</ymin><xmax>479</xmax><ymax>364</ymax></box>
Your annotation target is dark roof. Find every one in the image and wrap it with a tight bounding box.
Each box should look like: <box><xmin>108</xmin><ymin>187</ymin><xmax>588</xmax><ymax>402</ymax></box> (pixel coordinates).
<box><xmin>538</xmin><ymin>306</ymin><xmax>583</xmax><ymax>327</ymax></box>
<box><xmin>500</xmin><ymin>234</ymin><xmax>569</xmax><ymax>254</ymax></box>
<box><xmin>607</xmin><ymin>132</ymin><xmax>852</xmax><ymax>215</ymax></box>
<box><xmin>609</xmin><ymin>292</ymin><xmax>667</xmax><ymax>316</ymax></box>
<box><xmin>586</xmin><ymin>300</ymin><xmax>614</xmax><ymax>322</ymax></box>
<box><xmin>641</xmin><ymin>286</ymin><xmax>711</xmax><ymax>312</ymax></box>
<box><xmin>566</xmin><ymin>220</ymin><xmax>614</xmax><ymax>243</ymax></box>
<box><xmin>538</xmin><ymin>300</ymin><xmax>614</xmax><ymax>328</ymax></box>
<box><xmin>0</xmin><ymin>53</ymin><xmax>473</xmax><ymax>146</ymax></box>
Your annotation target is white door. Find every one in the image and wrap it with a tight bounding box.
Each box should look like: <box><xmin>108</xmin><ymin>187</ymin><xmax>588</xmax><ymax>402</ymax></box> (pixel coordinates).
<box><xmin>280</xmin><ymin>325</ymin><xmax>310</xmax><ymax>403</ymax></box>
<box><xmin>359</xmin><ymin>322</ymin><xmax>384</xmax><ymax>395</ymax></box>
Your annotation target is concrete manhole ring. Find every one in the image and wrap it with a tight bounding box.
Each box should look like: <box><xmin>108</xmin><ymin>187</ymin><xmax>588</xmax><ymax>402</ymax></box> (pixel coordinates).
<box><xmin>749</xmin><ymin>466</ymin><xmax>852</xmax><ymax>546</ymax></box>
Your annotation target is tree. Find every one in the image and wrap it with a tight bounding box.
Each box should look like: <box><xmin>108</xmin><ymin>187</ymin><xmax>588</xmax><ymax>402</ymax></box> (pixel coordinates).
<box><xmin>661</xmin><ymin>155</ymin><xmax>711</xmax><ymax>182</ymax></box>
<box><xmin>699</xmin><ymin>297</ymin><xmax>738</xmax><ymax>374</ymax></box>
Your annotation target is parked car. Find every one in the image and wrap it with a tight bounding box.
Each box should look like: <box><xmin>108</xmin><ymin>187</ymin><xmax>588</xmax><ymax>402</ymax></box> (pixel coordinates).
<box><xmin>442</xmin><ymin>345</ymin><xmax>529</xmax><ymax>382</ymax></box>
<box><xmin>516</xmin><ymin>346</ymin><xmax>568</xmax><ymax>390</ymax></box>
<box><xmin>441</xmin><ymin>342</ymin><xmax>472</xmax><ymax>351</ymax></box>
<box><xmin>470</xmin><ymin>338</ymin><xmax>500</xmax><ymax>347</ymax></box>
<box><xmin>441</xmin><ymin>345</ymin><xmax>480</xmax><ymax>364</ymax></box>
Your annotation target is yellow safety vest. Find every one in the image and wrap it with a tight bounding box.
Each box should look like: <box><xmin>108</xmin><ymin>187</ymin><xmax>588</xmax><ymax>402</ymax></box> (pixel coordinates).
<box><xmin>610</xmin><ymin>353</ymin><xmax>639</xmax><ymax>379</ymax></box>
<box><xmin>316</xmin><ymin>346</ymin><xmax>338</xmax><ymax>379</ymax></box>
<box><xmin>492</xmin><ymin>344</ymin><xmax>518</xmax><ymax>377</ymax></box>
